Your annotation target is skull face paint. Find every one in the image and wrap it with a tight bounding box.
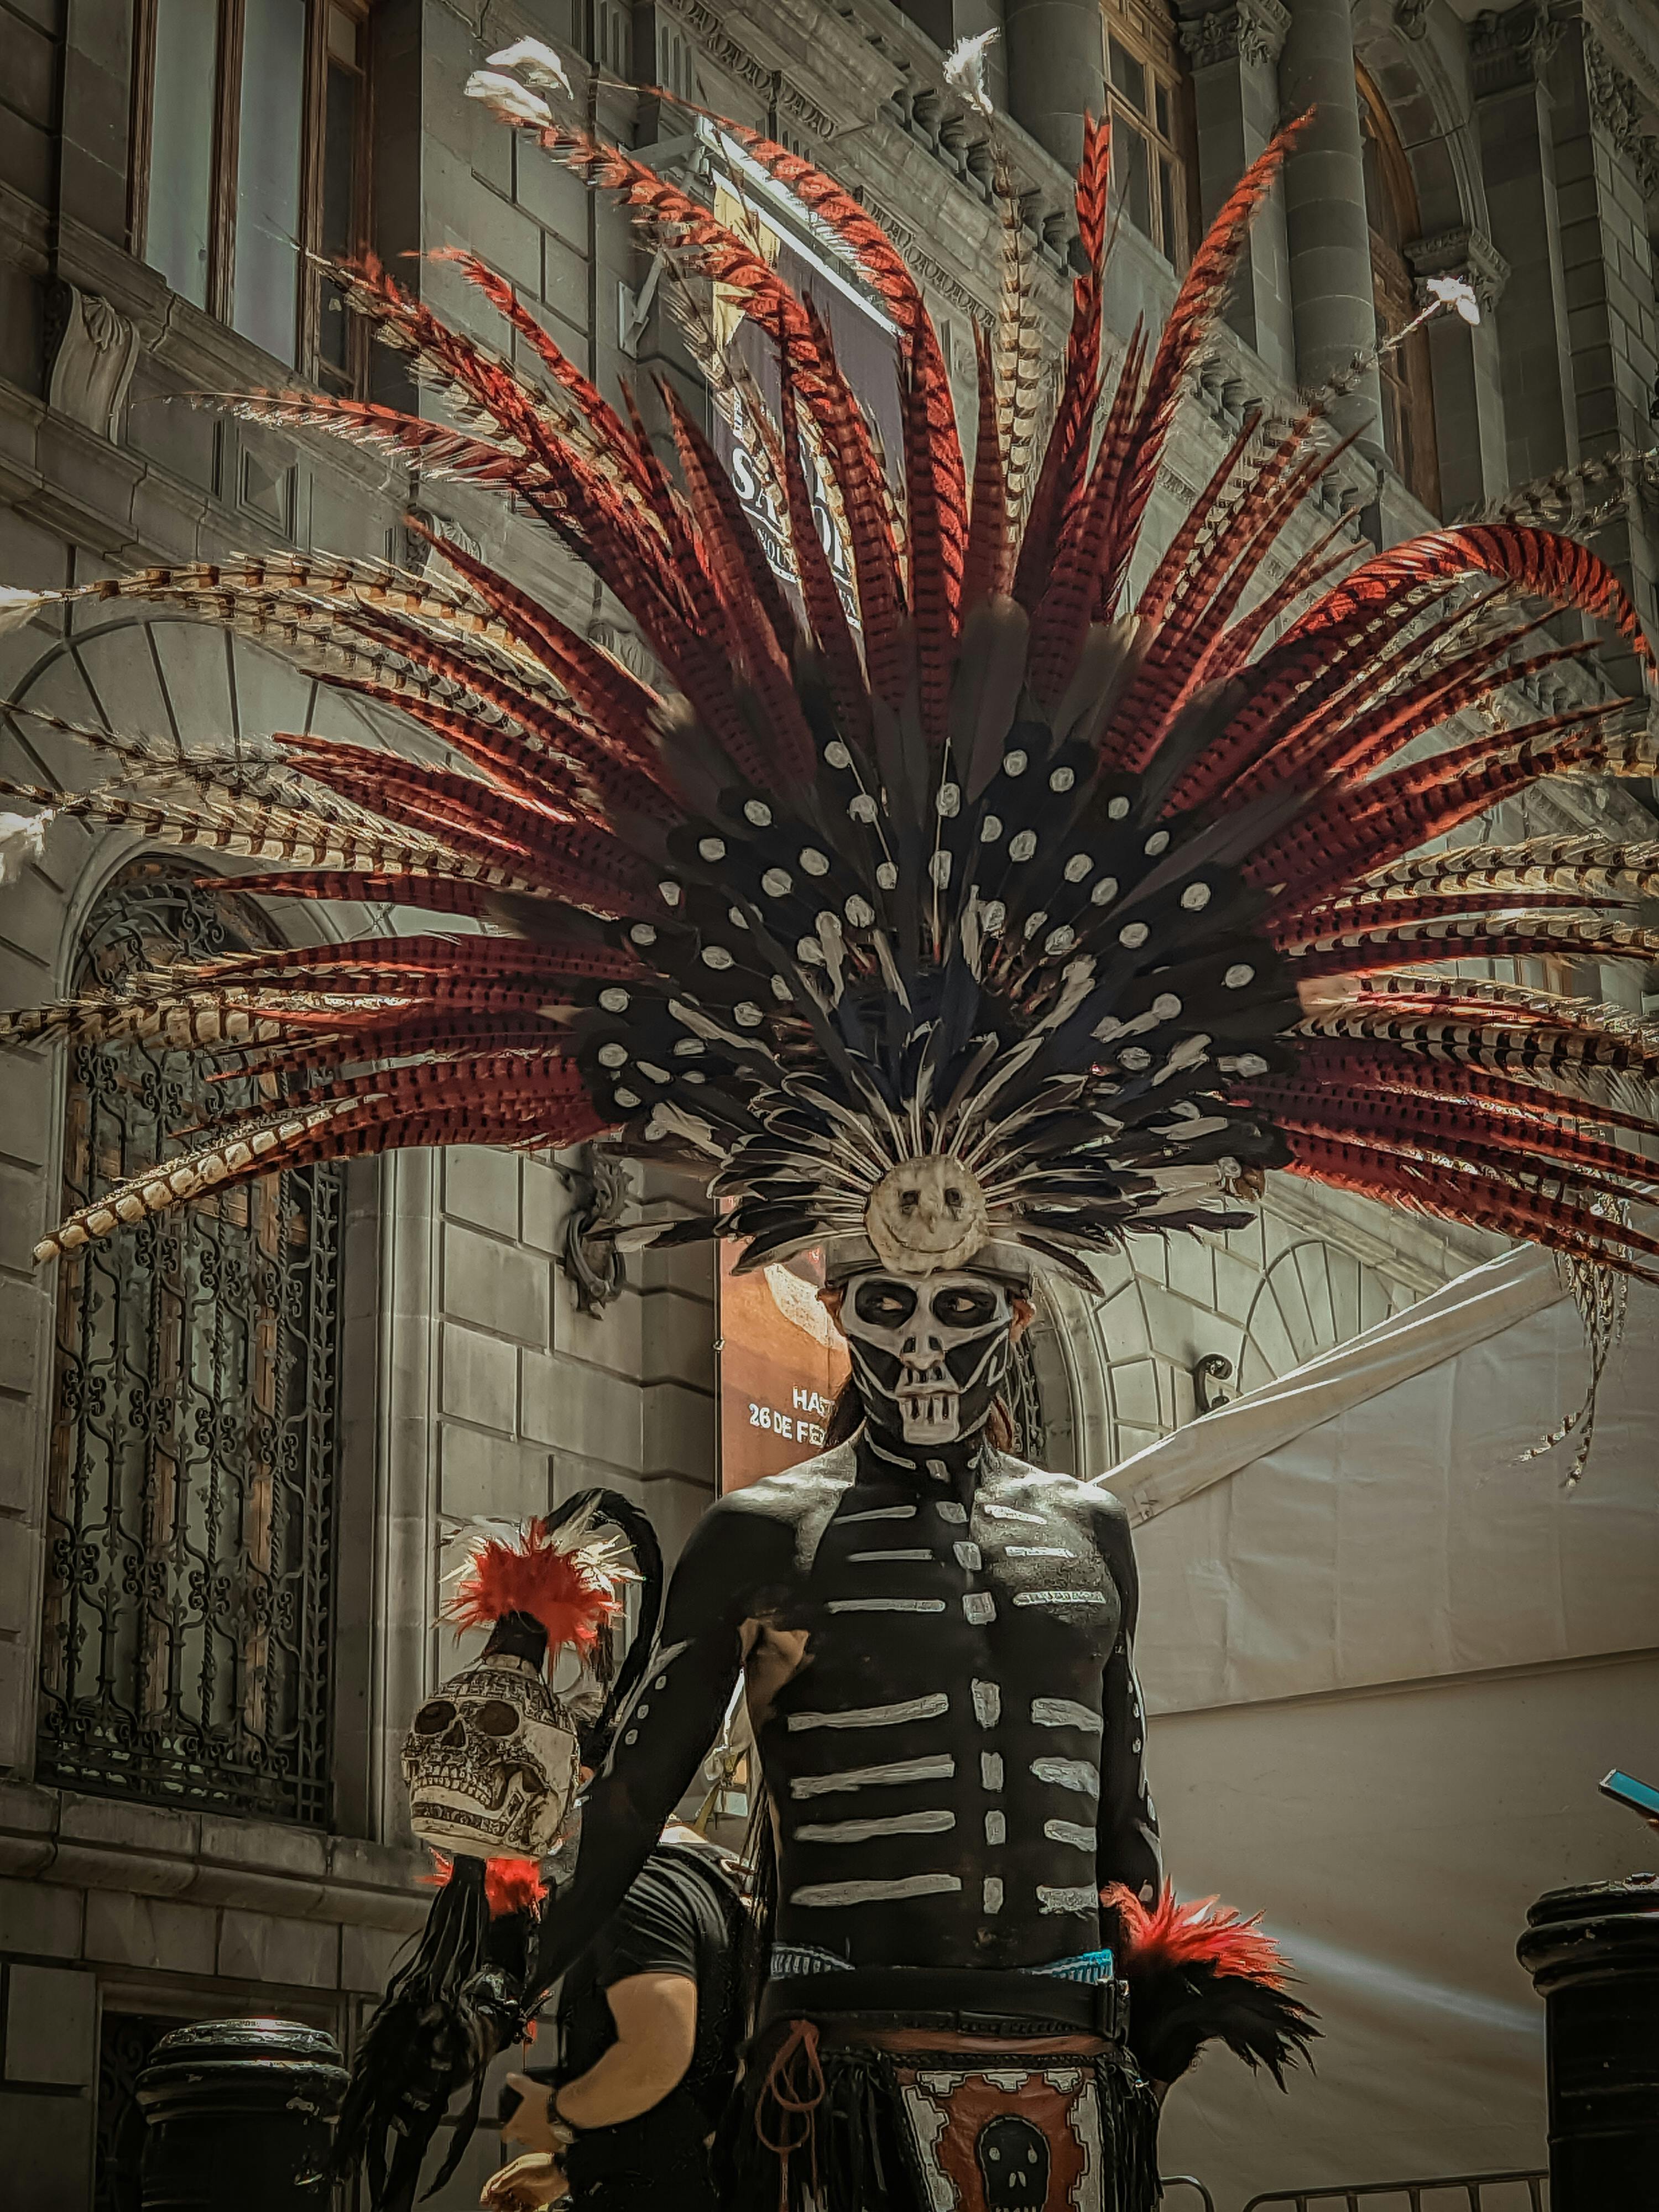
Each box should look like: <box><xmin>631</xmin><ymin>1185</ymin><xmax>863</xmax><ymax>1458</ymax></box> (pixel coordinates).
<box><xmin>839</xmin><ymin>1269</ymin><xmax>1017</xmax><ymax>1447</ymax></box>
<box><xmin>401</xmin><ymin>1652</ymin><xmax>580</xmax><ymax>1859</ymax></box>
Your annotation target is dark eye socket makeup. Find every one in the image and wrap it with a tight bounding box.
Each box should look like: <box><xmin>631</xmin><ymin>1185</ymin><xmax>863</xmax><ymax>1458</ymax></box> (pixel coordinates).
<box><xmin>932</xmin><ymin>1286</ymin><xmax>1000</xmax><ymax>1326</ymax></box>
<box><xmin>854</xmin><ymin>1279</ymin><xmax>919</xmax><ymax>1325</ymax></box>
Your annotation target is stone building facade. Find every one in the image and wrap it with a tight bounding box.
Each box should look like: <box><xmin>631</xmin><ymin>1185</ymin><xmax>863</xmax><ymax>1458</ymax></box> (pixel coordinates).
<box><xmin>0</xmin><ymin>0</ymin><xmax>1653</xmax><ymax>2203</ymax></box>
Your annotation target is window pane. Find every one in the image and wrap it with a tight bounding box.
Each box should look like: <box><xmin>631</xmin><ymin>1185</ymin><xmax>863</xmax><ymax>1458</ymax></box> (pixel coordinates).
<box><xmin>319</xmin><ymin>58</ymin><xmax>358</xmax><ymax>372</ymax></box>
<box><xmin>1108</xmin><ymin>36</ymin><xmax>1146</xmax><ymax>115</ymax></box>
<box><xmin>1114</xmin><ymin>120</ymin><xmax>1152</xmax><ymax>239</ymax></box>
<box><xmin>145</xmin><ymin>0</ymin><xmax>219</xmax><ymax>309</ymax></box>
<box><xmin>1158</xmin><ymin>155</ymin><xmax>1177</xmax><ymax>265</ymax></box>
<box><xmin>1155</xmin><ymin>82</ymin><xmax>1171</xmax><ymax>139</ymax></box>
<box><xmin>232</xmin><ymin>0</ymin><xmax>306</xmax><ymax>364</ymax></box>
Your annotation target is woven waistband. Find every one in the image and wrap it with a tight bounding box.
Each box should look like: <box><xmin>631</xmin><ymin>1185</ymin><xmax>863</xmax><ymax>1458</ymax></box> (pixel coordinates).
<box><xmin>758</xmin><ymin>1964</ymin><xmax>1129</xmax><ymax>2042</ymax></box>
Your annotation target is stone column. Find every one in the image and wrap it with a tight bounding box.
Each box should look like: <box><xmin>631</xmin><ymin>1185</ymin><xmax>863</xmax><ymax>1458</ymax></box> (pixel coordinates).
<box><xmin>1277</xmin><ymin>0</ymin><xmax>1382</xmax><ymax>449</ymax></box>
<box><xmin>1472</xmin><ymin>2</ymin><xmax>1579</xmax><ymax>487</ymax></box>
<box><xmin>1178</xmin><ymin>0</ymin><xmax>1295</xmax><ymax>385</ymax></box>
<box><xmin>1403</xmin><ymin>226</ymin><xmax>1511</xmax><ymax>515</ymax></box>
<box><xmin>1548</xmin><ymin>20</ymin><xmax>1659</xmax><ymax>669</ymax></box>
<box><xmin>1002</xmin><ymin>0</ymin><xmax>1108</xmax><ymax>173</ymax></box>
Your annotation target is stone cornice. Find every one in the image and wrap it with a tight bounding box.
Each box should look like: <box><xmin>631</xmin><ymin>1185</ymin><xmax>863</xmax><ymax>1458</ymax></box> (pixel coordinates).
<box><xmin>0</xmin><ymin>1780</ymin><xmax>429</xmax><ymax>1932</ymax></box>
<box><xmin>1178</xmin><ymin>0</ymin><xmax>1291</xmax><ymax>72</ymax></box>
<box><xmin>1469</xmin><ymin>2</ymin><xmax>1564</xmax><ymax>96</ymax></box>
<box><xmin>1405</xmin><ymin>225</ymin><xmax>1513</xmax><ymax>312</ymax></box>
<box><xmin>655</xmin><ymin>0</ymin><xmax>846</xmax><ymax>142</ymax></box>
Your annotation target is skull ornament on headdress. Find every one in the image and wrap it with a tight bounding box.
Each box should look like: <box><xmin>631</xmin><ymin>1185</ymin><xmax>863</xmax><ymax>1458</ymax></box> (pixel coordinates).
<box><xmin>865</xmin><ymin>1155</ymin><xmax>991</xmax><ymax>1275</ymax></box>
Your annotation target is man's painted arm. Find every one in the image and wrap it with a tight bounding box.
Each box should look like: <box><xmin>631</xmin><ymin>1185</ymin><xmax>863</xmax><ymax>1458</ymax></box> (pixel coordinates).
<box><xmin>524</xmin><ymin>1496</ymin><xmax>782</xmax><ymax>2000</ymax></box>
<box><xmin>1093</xmin><ymin>1497</ymin><xmax>1163</xmax><ymax>1905</ymax></box>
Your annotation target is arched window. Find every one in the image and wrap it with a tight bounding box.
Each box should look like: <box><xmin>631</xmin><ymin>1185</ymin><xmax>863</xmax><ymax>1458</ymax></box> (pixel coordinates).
<box><xmin>1358</xmin><ymin>69</ymin><xmax>1442</xmax><ymax>516</ymax></box>
<box><xmin>38</xmin><ymin>863</ymin><xmax>343</xmax><ymax>1825</ymax></box>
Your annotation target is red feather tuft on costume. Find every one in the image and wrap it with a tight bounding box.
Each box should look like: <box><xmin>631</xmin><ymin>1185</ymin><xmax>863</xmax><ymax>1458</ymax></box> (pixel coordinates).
<box><xmin>425</xmin><ymin>1851</ymin><xmax>549</xmax><ymax>1918</ymax></box>
<box><xmin>1103</xmin><ymin>1881</ymin><xmax>1289</xmax><ymax>1988</ymax></box>
<box><xmin>445</xmin><ymin>1520</ymin><xmax>620</xmax><ymax>1655</ymax></box>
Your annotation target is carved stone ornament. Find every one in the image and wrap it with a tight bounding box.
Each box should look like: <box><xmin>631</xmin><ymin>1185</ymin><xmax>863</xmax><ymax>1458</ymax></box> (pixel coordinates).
<box><xmin>1405</xmin><ymin>226</ymin><xmax>1512</xmax><ymax>316</ymax></box>
<box><xmin>1468</xmin><ymin>3</ymin><xmax>1563</xmax><ymax>97</ymax></box>
<box><xmin>1179</xmin><ymin>0</ymin><xmax>1291</xmax><ymax>72</ymax></box>
<box><xmin>1393</xmin><ymin>0</ymin><xmax>1431</xmax><ymax>41</ymax></box>
<box><xmin>45</xmin><ymin>281</ymin><xmax>140</xmax><ymax>441</ymax></box>
<box><xmin>1585</xmin><ymin>32</ymin><xmax>1659</xmax><ymax>200</ymax></box>
<box><xmin>656</xmin><ymin>0</ymin><xmax>836</xmax><ymax>141</ymax></box>
<box><xmin>557</xmin><ymin>1142</ymin><xmax>632</xmax><ymax>1315</ymax></box>
<box><xmin>405</xmin><ymin>506</ymin><xmax>484</xmax><ymax>576</ymax></box>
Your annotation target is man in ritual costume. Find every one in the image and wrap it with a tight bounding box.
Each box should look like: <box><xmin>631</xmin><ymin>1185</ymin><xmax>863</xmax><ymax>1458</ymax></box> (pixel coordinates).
<box><xmin>7</xmin><ymin>36</ymin><xmax>1659</xmax><ymax>2212</ymax></box>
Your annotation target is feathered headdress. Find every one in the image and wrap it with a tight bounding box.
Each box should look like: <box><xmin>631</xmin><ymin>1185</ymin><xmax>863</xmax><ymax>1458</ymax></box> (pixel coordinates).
<box><xmin>3</xmin><ymin>64</ymin><xmax>1658</xmax><ymax>1354</ymax></box>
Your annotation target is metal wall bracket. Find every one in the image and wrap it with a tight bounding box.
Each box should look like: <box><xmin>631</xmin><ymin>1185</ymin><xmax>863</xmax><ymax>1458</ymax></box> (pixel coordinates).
<box><xmin>1192</xmin><ymin>1352</ymin><xmax>1235</xmax><ymax>1418</ymax></box>
<box><xmin>555</xmin><ymin>1144</ymin><xmax>632</xmax><ymax>1315</ymax></box>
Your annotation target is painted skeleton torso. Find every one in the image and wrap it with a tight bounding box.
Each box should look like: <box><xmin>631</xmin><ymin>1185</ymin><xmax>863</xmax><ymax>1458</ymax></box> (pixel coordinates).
<box><xmin>559</xmin><ymin>1438</ymin><xmax>1161</xmax><ymax>1981</ymax></box>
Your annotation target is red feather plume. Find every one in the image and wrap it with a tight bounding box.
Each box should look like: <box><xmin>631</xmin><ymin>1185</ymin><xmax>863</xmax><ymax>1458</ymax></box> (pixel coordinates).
<box><xmin>445</xmin><ymin>1521</ymin><xmax>621</xmax><ymax>1656</ymax></box>
<box><xmin>1103</xmin><ymin>1882</ymin><xmax>1290</xmax><ymax>1987</ymax></box>
<box><xmin>426</xmin><ymin>1851</ymin><xmax>550</xmax><ymax>1916</ymax></box>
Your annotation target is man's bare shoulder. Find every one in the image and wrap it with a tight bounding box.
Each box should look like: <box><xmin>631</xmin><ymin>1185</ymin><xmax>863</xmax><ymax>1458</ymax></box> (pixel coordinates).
<box><xmin>695</xmin><ymin>1441</ymin><xmax>862</xmax><ymax>1528</ymax></box>
<box><xmin>985</xmin><ymin>1454</ymin><xmax>1131</xmax><ymax>1535</ymax></box>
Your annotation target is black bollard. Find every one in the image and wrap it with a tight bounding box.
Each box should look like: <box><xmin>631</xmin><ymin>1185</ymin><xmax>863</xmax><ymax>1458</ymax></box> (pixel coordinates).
<box><xmin>133</xmin><ymin>2017</ymin><xmax>348</xmax><ymax>2209</ymax></box>
<box><xmin>1516</xmin><ymin>1874</ymin><xmax>1659</xmax><ymax>2209</ymax></box>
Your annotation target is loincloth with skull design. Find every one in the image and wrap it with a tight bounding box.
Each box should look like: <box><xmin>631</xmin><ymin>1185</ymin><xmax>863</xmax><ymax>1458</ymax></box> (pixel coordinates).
<box><xmin>738</xmin><ymin>1966</ymin><xmax>1159</xmax><ymax>2212</ymax></box>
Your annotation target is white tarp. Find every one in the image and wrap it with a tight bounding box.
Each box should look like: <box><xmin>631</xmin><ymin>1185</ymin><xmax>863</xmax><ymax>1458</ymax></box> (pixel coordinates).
<box><xmin>1095</xmin><ymin>1249</ymin><xmax>1659</xmax><ymax>2206</ymax></box>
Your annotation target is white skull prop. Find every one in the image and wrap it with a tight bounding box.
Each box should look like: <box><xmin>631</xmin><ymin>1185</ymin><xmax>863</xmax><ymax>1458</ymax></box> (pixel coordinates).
<box><xmin>838</xmin><ymin>1269</ymin><xmax>1018</xmax><ymax>1446</ymax></box>
<box><xmin>865</xmin><ymin>1154</ymin><xmax>990</xmax><ymax>1275</ymax></box>
<box><xmin>402</xmin><ymin>1652</ymin><xmax>580</xmax><ymax>1859</ymax></box>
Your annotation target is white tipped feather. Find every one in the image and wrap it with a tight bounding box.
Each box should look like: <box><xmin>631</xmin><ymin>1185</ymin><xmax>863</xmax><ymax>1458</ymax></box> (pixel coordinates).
<box><xmin>0</xmin><ymin>809</ymin><xmax>51</xmax><ymax>884</ymax></box>
<box><xmin>0</xmin><ymin>586</ymin><xmax>49</xmax><ymax>634</ymax></box>
<box><xmin>487</xmin><ymin>38</ymin><xmax>574</xmax><ymax>96</ymax></box>
<box><xmin>463</xmin><ymin>71</ymin><xmax>554</xmax><ymax>128</ymax></box>
<box><xmin>943</xmin><ymin>29</ymin><xmax>998</xmax><ymax>119</ymax></box>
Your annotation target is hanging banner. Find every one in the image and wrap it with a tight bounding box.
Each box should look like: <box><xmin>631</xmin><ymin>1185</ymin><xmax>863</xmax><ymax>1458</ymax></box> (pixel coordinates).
<box><xmin>701</xmin><ymin>133</ymin><xmax>889</xmax><ymax>1493</ymax></box>
<box><xmin>705</xmin><ymin>131</ymin><xmax>903</xmax><ymax>624</ymax></box>
<box><xmin>717</xmin><ymin>1241</ymin><xmax>852</xmax><ymax>1494</ymax></box>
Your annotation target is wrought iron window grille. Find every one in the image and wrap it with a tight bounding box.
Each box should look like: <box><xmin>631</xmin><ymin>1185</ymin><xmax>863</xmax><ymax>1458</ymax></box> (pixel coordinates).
<box><xmin>37</xmin><ymin>863</ymin><xmax>342</xmax><ymax>1826</ymax></box>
